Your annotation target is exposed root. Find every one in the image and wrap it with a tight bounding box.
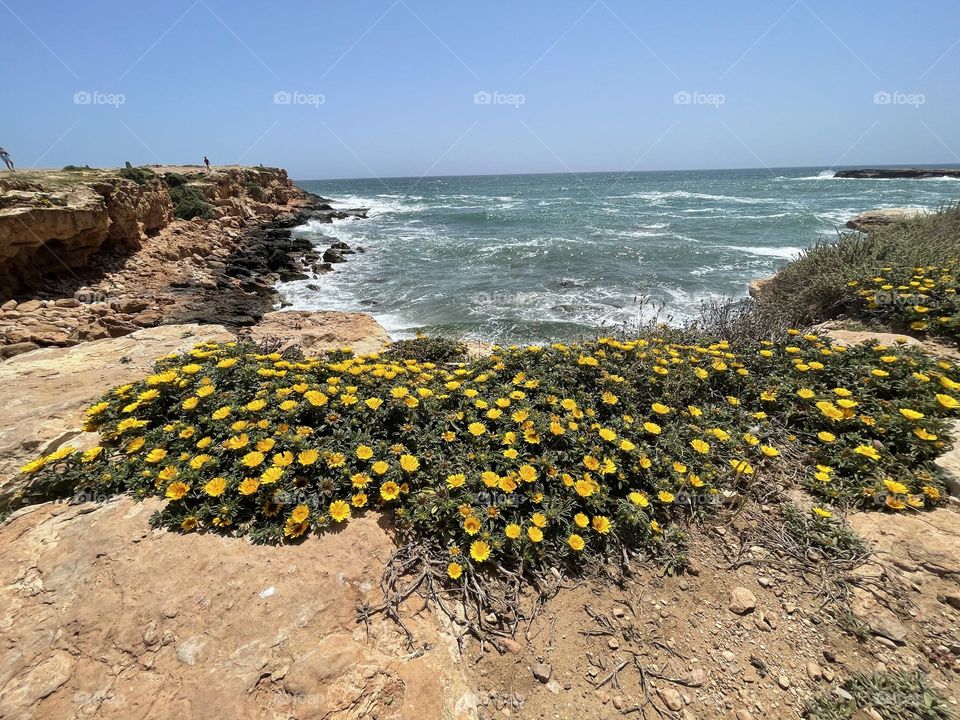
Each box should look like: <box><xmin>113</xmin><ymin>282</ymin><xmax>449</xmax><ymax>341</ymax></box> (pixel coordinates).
<box><xmin>358</xmin><ymin>540</ymin><xmax>562</xmax><ymax>654</ymax></box>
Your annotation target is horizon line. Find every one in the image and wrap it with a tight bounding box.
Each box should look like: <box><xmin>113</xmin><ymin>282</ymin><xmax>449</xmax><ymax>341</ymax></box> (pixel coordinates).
<box><xmin>293</xmin><ymin>161</ymin><xmax>960</xmax><ymax>183</ymax></box>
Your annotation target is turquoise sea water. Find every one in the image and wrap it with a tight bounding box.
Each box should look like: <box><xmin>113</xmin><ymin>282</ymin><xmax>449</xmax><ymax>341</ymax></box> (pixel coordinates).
<box><xmin>283</xmin><ymin>168</ymin><xmax>960</xmax><ymax>343</ymax></box>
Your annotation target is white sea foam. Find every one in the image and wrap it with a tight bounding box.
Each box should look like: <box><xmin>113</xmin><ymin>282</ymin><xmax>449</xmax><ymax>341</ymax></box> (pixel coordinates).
<box><xmin>785</xmin><ymin>170</ymin><xmax>838</xmax><ymax>181</ymax></box>
<box><xmin>619</xmin><ymin>190</ymin><xmax>779</xmax><ymax>205</ymax></box>
<box><xmin>726</xmin><ymin>245</ymin><xmax>803</xmax><ymax>259</ymax></box>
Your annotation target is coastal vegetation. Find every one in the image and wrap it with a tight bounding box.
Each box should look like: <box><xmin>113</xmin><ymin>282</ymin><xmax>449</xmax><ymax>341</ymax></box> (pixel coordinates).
<box><xmin>164</xmin><ymin>172</ymin><xmax>215</xmax><ymax>220</ymax></box>
<box><xmin>117</xmin><ymin>166</ymin><xmax>157</xmax><ymax>185</ymax></box>
<box><xmin>756</xmin><ymin>204</ymin><xmax>960</xmax><ymax>334</ymax></box>
<box><xmin>803</xmin><ymin>670</ymin><xmax>953</xmax><ymax>720</ymax></box>
<box><xmin>18</xmin><ymin>325</ymin><xmax>958</xmax><ymax>571</ymax></box>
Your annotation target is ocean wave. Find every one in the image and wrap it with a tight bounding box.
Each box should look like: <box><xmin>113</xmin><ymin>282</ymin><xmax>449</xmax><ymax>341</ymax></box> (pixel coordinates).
<box><xmin>725</xmin><ymin>245</ymin><xmax>803</xmax><ymax>259</ymax></box>
<box><xmin>617</xmin><ymin>190</ymin><xmax>780</xmax><ymax>205</ymax></box>
<box><xmin>326</xmin><ymin>194</ymin><xmax>423</xmax><ymax>216</ymax></box>
<box><xmin>779</xmin><ymin>170</ymin><xmax>837</xmax><ymax>181</ymax></box>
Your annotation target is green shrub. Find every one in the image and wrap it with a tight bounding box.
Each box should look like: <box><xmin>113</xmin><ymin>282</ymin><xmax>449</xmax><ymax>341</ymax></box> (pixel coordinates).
<box><xmin>168</xmin><ymin>183</ymin><xmax>214</xmax><ymax>220</ymax></box>
<box><xmin>244</xmin><ymin>181</ymin><xmax>268</xmax><ymax>202</ymax></box>
<box><xmin>758</xmin><ymin>205</ymin><xmax>960</xmax><ymax>324</ymax></box>
<box><xmin>118</xmin><ymin>166</ymin><xmax>156</xmax><ymax>185</ymax></box>
<box><xmin>804</xmin><ymin>670</ymin><xmax>953</xmax><ymax>719</ymax></box>
<box><xmin>163</xmin><ymin>172</ymin><xmax>189</xmax><ymax>188</ymax></box>
<box><xmin>382</xmin><ymin>336</ymin><xmax>468</xmax><ymax>363</ymax></box>
<box><xmin>16</xmin><ymin>330</ymin><xmax>958</xmax><ymax>573</ymax></box>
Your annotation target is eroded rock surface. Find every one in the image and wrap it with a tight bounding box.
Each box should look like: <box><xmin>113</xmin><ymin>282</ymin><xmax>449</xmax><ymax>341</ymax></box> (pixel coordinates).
<box><xmin>845</xmin><ymin>207</ymin><xmax>926</xmax><ymax>232</ymax></box>
<box><xmin>0</xmin><ymin>498</ymin><xmax>471</xmax><ymax>719</ymax></box>
<box><xmin>245</xmin><ymin>310</ymin><xmax>391</xmax><ymax>356</ymax></box>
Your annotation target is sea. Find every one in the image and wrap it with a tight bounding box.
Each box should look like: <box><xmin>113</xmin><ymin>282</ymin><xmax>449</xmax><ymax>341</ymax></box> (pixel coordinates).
<box><xmin>280</xmin><ymin>167</ymin><xmax>960</xmax><ymax>343</ymax></box>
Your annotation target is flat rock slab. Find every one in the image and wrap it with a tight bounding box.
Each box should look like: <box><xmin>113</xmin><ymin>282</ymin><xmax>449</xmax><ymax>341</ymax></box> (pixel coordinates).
<box><xmin>0</xmin><ymin>323</ymin><xmax>235</xmax><ymax>504</ymax></box>
<box><xmin>845</xmin><ymin>207</ymin><xmax>926</xmax><ymax>232</ymax></box>
<box><xmin>849</xmin><ymin>508</ymin><xmax>960</xmax><ymax>578</ymax></box>
<box><xmin>247</xmin><ymin>310</ymin><xmax>390</xmax><ymax>357</ymax></box>
<box><xmin>0</xmin><ymin>497</ymin><xmax>469</xmax><ymax>719</ymax></box>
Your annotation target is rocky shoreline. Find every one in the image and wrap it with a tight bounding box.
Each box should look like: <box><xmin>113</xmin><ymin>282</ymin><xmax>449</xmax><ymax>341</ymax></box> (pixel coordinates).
<box><xmin>0</xmin><ymin>166</ymin><xmax>369</xmax><ymax>359</ymax></box>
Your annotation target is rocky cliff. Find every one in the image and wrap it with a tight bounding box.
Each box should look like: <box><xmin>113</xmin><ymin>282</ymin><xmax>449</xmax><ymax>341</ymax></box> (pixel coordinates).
<box><xmin>0</xmin><ymin>172</ymin><xmax>171</xmax><ymax>296</ymax></box>
<box><xmin>0</xmin><ymin>165</ymin><xmax>302</xmax><ymax>299</ymax></box>
<box><xmin>0</xmin><ymin>166</ymin><xmax>367</xmax><ymax>357</ymax></box>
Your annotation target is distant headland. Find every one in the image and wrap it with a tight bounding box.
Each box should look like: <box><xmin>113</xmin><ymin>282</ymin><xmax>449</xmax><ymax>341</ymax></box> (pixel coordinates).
<box><xmin>834</xmin><ymin>167</ymin><xmax>960</xmax><ymax>179</ymax></box>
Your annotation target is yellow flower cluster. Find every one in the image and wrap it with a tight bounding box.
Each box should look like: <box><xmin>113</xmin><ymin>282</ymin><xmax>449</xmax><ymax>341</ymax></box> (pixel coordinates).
<box><xmin>21</xmin><ymin>330</ymin><xmax>958</xmax><ymax>571</ymax></box>
<box><xmin>847</xmin><ymin>263</ymin><xmax>959</xmax><ymax>342</ymax></box>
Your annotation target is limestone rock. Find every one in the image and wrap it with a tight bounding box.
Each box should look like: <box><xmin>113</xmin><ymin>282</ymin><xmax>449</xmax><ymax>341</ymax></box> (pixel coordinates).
<box><xmin>728</xmin><ymin>587</ymin><xmax>757</xmax><ymax>615</ymax></box>
<box><xmin>934</xmin><ymin>419</ymin><xmax>960</xmax><ymax>499</ymax></box>
<box><xmin>246</xmin><ymin>310</ymin><xmax>390</xmax><ymax>357</ymax></box>
<box><xmin>849</xmin><ymin>588</ymin><xmax>908</xmax><ymax>644</ymax></box>
<box><xmin>850</xmin><ymin>509</ymin><xmax>960</xmax><ymax>578</ymax></box>
<box><xmin>747</xmin><ymin>276</ymin><xmax>774</xmax><ymax>301</ymax></box>
<box><xmin>845</xmin><ymin>208</ymin><xmax>926</xmax><ymax>232</ymax></box>
<box><xmin>0</xmin><ymin>497</ymin><xmax>470</xmax><ymax>719</ymax></box>
<box><xmin>656</xmin><ymin>686</ymin><xmax>684</xmax><ymax>711</ymax></box>
<box><xmin>835</xmin><ymin>169</ymin><xmax>960</xmax><ymax>180</ymax></box>
<box><xmin>531</xmin><ymin>663</ymin><xmax>552</xmax><ymax>683</ymax></box>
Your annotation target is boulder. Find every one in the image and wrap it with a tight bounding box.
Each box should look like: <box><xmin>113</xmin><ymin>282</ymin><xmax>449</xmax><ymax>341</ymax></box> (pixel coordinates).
<box><xmin>323</xmin><ymin>248</ymin><xmax>347</xmax><ymax>263</ymax></box>
<box><xmin>845</xmin><ymin>208</ymin><xmax>925</xmax><ymax>233</ymax></box>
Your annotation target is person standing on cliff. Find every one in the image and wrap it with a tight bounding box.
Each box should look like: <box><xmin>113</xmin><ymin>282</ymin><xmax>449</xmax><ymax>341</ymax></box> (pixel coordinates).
<box><xmin>203</xmin><ymin>155</ymin><xmax>210</xmax><ymax>171</ymax></box>
<box><xmin>0</xmin><ymin>147</ymin><xmax>13</xmax><ymax>171</ymax></box>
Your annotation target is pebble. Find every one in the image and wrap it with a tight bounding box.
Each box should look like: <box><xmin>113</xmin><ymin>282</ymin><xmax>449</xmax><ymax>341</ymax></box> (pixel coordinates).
<box><xmin>805</xmin><ymin>661</ymin><xmax>823</xmax><ymax>681</ymax></box>
<box><xmin>876</xmin><ymin>636</ymin><xmax>899</xmax><ymax>650</ymax></box>
<box><xmin>531</xmin><ymin>663</ymin><xmax>552</xmax><ymax>683</ymax></box>
<box><xmin>657</xmin><ymin>687</ymin><xmax>684</xmax><ymax>712</ymax></box>
<box><xmin>729</xmin><ymin>587</ymin><xmax>757</xmax><ymax>615</ymax></box>
<box><xmin>777</xmin><ymin>676</ymin><xmax>790</xmax><ymax>689</ymax></box>
<box><xmin>607</xmin><ymin>638</ymin><xmax>620</xmax><ymax>650</ymax></box>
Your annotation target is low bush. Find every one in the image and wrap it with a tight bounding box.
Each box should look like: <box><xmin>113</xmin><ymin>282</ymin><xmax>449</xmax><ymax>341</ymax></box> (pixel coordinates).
<box><xmin>168</xmin><ymin>183</ymin><xmax>214</xmax><ymax>220</ymax></box>
<box><xmin>118</xmin><ymin>166</ymin><xmax>156</xmax><ymax>185</ymax></box>
<box><xmin>382</xmin><ymin>336</ymin><xmax>468</xmax><ymax>364</ymax></box>
<box><xmin>758</xmin><ymin>205</ymin><xmax>960</xmax><ymax>325</ymax></box>
<box><xmin>244</xmin><ymin>181</ymin><xmax>269</xmax><ymax>202</ymax></box>
<box><xmin>18</xmin><ymin>328</ymin><xmax>958</xmax><ymax>575</ymax></box>
<box><xmin>844</xmin><ymin>263</ymin><xmax>960</xmax><ymax>344</ymax></box>
<box><xmin>804</xmin><ymin>670</ymin><xmax>952</xmax><ymax>719</ymax></box>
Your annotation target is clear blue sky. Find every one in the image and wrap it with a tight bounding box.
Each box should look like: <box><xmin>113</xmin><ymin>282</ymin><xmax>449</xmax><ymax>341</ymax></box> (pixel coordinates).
<box><xmin>2</xmin><ymin>0</ymin><xmax>958</xmax><ymax>179</ymax></box>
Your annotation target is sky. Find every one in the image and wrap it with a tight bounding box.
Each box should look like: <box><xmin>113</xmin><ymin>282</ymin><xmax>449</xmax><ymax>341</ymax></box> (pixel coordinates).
<box><xmin>1</xmin><ymin>0</ymin><xmax>958</xmax><ymax>180</ymax></box>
